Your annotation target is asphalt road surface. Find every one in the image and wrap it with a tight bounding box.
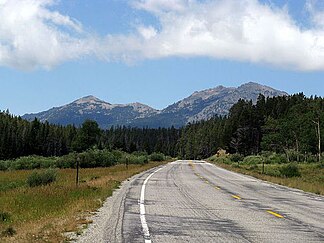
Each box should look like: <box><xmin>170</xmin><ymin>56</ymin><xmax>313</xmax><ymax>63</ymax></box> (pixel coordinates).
<box><xmin>79</xmin><ymin>160</ymin><xmax>324</xmax><ymax>243</ymax></box>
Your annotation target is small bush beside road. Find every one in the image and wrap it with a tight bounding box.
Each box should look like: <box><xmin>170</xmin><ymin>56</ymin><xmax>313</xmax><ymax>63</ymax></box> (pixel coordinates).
<box><xmin>279</xmin><ymin>163</ymin><xmax>301</xmax><ymax>178</ymax></box>
<box><xmin>149</xmin><ymin>152</ymin><xmax>165</xmax><ymax>161</ymax></box>
<box><xmin>26</xmin><ymin>169</ymin><xmax>57</xmax><ymax>187</ymax></box>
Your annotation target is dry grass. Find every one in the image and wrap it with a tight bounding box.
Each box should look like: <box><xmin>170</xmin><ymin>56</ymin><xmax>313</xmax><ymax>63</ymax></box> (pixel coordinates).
<box><xmin>0</xmin><ymin>162</ymin><xmax>166</xmax><ymax>242</ymax></box>
<box><xmin>212</xmin><ymin>162</ymin><xmax>324</xmax><ymax>195</ymax></box>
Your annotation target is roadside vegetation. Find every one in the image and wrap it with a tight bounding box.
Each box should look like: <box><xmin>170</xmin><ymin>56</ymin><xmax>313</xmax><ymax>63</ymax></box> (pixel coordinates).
<box><xmin>0</xmin><ymin>149</ymin><xmax>168</xmax><ymax>171</ymax></box>
<box><xmin>0</xmin><ymin>93</ymin><xmax>323</xmax><ymax>162</ymax></box>
<box><xmin>209</xmin><ymin>152</ymin><xmax>324</xmax><ymax>195</ymax></box>
<box><xmin>0</xmin><ymin>159</ymin><xmax>168</xmax><ymax>242</ymax></box>
<box><xmin>0</xmin><ymin>92</ymin><xmax>323</xmax><ymax>240</ymax></box>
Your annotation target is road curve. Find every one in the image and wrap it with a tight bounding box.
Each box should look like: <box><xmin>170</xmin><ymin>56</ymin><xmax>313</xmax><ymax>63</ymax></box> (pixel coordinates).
<box><xmin>78</xmin><ymin>160</ymin><xmax>324</xmax><ymax>242</ymax></box>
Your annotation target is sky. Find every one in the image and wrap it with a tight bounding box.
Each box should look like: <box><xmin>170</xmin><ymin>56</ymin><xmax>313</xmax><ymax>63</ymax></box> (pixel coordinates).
<box><xmin>1</xmin><ymin>0</ymin><xmax>324</xmax><ymax>115</ymax></box>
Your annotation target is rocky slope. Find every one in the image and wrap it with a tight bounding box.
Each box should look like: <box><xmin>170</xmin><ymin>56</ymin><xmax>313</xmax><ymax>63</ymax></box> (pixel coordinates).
<box><xmin>23</xmin><ymin>95</ymin><xmax>158</xmax><ymax>128</ymax></box>
<box><xmin>23</xmin><ymin>82</ymin><xmax>287</xmax><ymax>128</ymax></box>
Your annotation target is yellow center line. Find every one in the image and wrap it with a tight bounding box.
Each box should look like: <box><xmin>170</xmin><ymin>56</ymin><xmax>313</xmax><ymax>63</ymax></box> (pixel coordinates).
<box><xmin>232</xmin><ymin>195</ymin><xmax>241</xmax><ymax>200</ymax></box>
<box><xmin>267</xmin><ymin>210</ymin><xmax>284</xmax><ymax>218</ymax></box>
<box><xmin>193</xmin><ymin>171</ymin><xmax>220</xmax><ymax>190</ymax></box>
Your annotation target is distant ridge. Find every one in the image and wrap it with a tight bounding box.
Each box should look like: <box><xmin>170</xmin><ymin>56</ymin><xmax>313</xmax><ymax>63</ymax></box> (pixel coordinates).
<box><xmin>22</xmin><ymin>82</ymin><xmax>288</xmax><ymax>128</ymax></box>
<box><xmin>23</xmin><ymin>95</ymin><xmax>158</xmax><ymax>128</ymax></box>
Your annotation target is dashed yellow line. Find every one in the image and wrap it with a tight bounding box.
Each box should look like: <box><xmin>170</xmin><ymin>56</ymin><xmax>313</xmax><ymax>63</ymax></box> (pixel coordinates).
<box><xmin>191</xmin><ymin>166</ymin><xmax>221</xmax><ymax>190</ymax></box>
<box><xmin>267</xmin><ymin>210</ymin><xmax>284</xmax><ymax>218</ymax></box>
<box><xmin>189</xmin><ymin>161</ymin><xmax>194</xmax><ymax>168</ymax></box>
<box><xmin>190</xmin><ymin>164</ymin><xmax>285</xmax><ymax>219</ymax></box>
<box><xmin>232</xmin><ymin>195</ymin><xmax>241</xmax><ymax>200</ymax></box>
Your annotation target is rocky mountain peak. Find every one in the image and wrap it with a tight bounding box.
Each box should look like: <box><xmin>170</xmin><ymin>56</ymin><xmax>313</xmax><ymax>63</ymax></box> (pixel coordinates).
<box><xmin>73</xmin><ymin>95</ymin><xmax>108</xmax><ymax>105</ymax></box>
<box><xmin>238</xmin><ymin>82</ymin><xmax>279</xmax><ymax>92</ymax></box>
<box><xmin>22</xmin><ymin>82</ymin><xmax>288</xmax><ymax>128</ymax></box>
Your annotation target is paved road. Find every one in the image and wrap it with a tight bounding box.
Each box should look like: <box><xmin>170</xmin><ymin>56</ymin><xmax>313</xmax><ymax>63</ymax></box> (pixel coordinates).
<box><xmin>79</xmin><ymin>160</ymin><xmax>324</xmax><ymax>242</ymax></box>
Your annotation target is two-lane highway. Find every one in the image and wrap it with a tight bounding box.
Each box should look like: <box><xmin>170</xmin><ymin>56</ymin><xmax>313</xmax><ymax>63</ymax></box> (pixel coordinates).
<box><xmin>78</xmin><ymin>160</ymin><xmax>324</xmax><ymax>242</ymax></box>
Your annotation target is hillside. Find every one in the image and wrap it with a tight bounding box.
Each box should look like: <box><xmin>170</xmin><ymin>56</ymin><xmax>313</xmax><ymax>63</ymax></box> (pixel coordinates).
<box><xmin>23</xmin><ymin>82</ymin><xmax>287</xmax><ymax>128</ymax></box>
<box><xmin>23</xmin><ymin>96</ymin><xmax>158</xmax><ymax>128</ymax></box>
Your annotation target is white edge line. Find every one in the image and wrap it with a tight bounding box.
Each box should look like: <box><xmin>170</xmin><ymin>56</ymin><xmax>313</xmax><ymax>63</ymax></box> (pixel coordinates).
<box><xmin>140</xmin><ymin>166</ymin><xmax>164</xmax><ymax>243</ymax></box>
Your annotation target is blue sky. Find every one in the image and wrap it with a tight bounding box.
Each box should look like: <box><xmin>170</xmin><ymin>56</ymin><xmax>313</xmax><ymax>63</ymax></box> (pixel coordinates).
<box><xmin>1</xmin><ymin>0</ymin><xmax>324</xmax><ymax>115</ymax></box>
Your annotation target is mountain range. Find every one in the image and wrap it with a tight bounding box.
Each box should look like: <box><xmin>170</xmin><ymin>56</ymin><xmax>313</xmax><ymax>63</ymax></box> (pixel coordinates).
<box><xmin>22</xmin><ymin>82</ymin><xmax>288</xmax><ymax>128</ymax></box>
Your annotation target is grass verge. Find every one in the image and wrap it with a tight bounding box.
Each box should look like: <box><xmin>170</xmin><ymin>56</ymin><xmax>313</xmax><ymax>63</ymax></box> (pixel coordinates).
<box><xmin>209</xmin><ymin>161</ymin><xmax>324</xmax><ymax>196</ymax></box>
<box><xmin>0</xmin><ymin>161</ymin><xmax>167</xmax><ymax>242</ymax></box>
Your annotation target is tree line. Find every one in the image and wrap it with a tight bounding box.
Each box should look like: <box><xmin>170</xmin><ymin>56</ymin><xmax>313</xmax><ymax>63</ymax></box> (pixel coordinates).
<box><xmin>0</xmin><ymin>111</ymin><xmax>181</xmax><ymax>160</ymax></box>
<box><xmin>179</xmin><ymin>93</ymin><xmax>324</xmax><ymax>161</ymax></box>
<box><xmin>0</xmin><ymin>93</ymin><xmax>323</xmax><ymax>161</ymax></box>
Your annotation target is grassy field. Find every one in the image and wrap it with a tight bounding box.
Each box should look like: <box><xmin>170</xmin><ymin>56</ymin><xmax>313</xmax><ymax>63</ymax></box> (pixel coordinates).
<box><xmin>211</xmin><ymin>161</ymin><xmax>324</xmax><ymax>196</ymax></box>
<box><xmin>0</xmin><ymin>162</ymin><xmax>166</xmax><ymax>242</ymax></box>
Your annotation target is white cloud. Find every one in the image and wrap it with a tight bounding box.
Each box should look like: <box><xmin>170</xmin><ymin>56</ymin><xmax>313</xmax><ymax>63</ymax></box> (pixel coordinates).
<box><xmin>306</xmin><ymin>0</ymin><xmax>324</xmax><ymax>28</ymax></box>
<box><xmin>125</xmin><ymin>0</ymin><xmax>324</xmax><ymax>71</ymax></box>
<box><xmin>1</xmin><ymin>0</ymin><xmax>324</xmax><ymax>71</ymax></box>
<box><xmin>133</xmin><ymin>0</ymin><xmax>189</xmax><ymax>13</ymax></box>
<box><xmin>0</xmin><ymin>0</ymin><xmax>98</xmax><ymax>70</ymax></box>
<box><xmin>137</xmin><ymin>25</ymin><xmax>158</xmax><ymax>40</ymax></box>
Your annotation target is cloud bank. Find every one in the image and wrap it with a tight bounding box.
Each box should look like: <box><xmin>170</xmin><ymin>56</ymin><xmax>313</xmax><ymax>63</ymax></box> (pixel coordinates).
<box><xmin>1</xmin><ymin>0</ymin><xmax>324</xmax><ymax>71</ymax></box>
<box><xmin>0</xmin><ymin>0</ymin><xmax>101</xmax><ymax>70</ymax></box>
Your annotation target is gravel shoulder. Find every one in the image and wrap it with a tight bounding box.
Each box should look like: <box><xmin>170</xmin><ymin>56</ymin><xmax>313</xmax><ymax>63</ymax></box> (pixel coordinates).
<box><xmin>74</xmin><ymin>166</ymin><xmax>161</xmax><ymax>243</ymax></box>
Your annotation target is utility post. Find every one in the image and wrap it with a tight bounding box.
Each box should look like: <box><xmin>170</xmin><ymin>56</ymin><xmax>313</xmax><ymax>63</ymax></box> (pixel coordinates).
<box><xmin>313</xmin><ymin>118</ymin><xmax>321</xmax><ymax>162</ymax></box>
<box><xmin>262</xmin><ymin>157</ymin><xmax>265</xmax><ymax>174</ymax></box>
<box><xmin>126</xmin><ymin>156</ymin><xmax>129</xmax><ymax>170</ymax></box>
<box><xmin>76</xmin><ymin>155</ymin><xmax>80</xmax><ymax>186</ymax></box>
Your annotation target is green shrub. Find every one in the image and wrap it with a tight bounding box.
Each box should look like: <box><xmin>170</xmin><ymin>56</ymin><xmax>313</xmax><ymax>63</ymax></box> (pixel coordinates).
<box><xmin>242</xmin><ymin>155</ymin><xmax>263</xmax><ymax>165</ymax></box>
<box><xmin>100</xmin><ymin>151</ymin><xmax>117</xmax><ymax>167</ymax></box>
<box><xmin>264</xmin><ymin>166</ymin><xmax>281</xmax><ymax>177</ymax></box>
<box><xmin>210</xmin><ymin>156</ymin><xmax>232</xmax><ymax>164</ymax></box>
<box><xmin>260</xmin><ymin>151</ymin><xmax>273</xmax><ymax>158</ymax></box>
<box><xmin>306</xmin><ymin>155</ymin><xmax>318</xmax><ymax>163</ymax></box>
<box><xmin>0</xmin><ymin>212</ymin><xmax>10</xmax><ymax>222</ymax></box>
<box><xmin>27</xmin><ymin>169</ymin><xmax>57</xmax><ymax>187</ymax></box>
<box><xmin>8</xmin><ymin>156</ymin><xmax>56</xmax><ymax>170</ymax></box>
<box><xmin>279</xmin><ymin>163</ymin><xmax>301</xmax><ymax>178</ymax></box>
<box><xmin>247</xmin><ymin>164</ymin><xmax>258</xmax><ymax>171</ymax></box>
<box><xmin>266</xmin><ymin>153</ymin><xmax>287</xmax><ymax>164</ymax></box>
<box><xmin>132</xmin><ymin>151</ymin><xmax>148</xmax><ymax>157</ymax></box>
<box><xmin>229</xmin><ymin>153</ymin><xmax>244</xmax><ymax>162</ymax></box>
<box><xmin>111</xmin><ymin>150</ymin><xmax>124</xmax><ymax>161</ymax></box>
<box><xmin>149</xmin><ymin>153</ymin><xmax>165</xmax><ymax>161</ymax></box>
<box><xmin>317</xmin><ymin>163</ymin><xmax>324</xmax><ymax>169</ymax></box>
<box><xmin>55</xmin><ymin>150</ymin><xmax>118</xmax><ymax>169</ymax></box>
<box><xmin>125</xmin><ymin>155</ymin><xmax>148</xmax><ymax>165</ymax></box>
<box><xmin>1</xmin><ymin>226</ymin><xmax>16</xmax><ymax>237</ymax></box>
<box><xmin>55</xmin><ymin>153</ymin><xmax>76</xmax><ymax>168</ymax></box>
<box><xmin>0</xmin><ymin>160</ymin><xmax>9</xmax><ymax>171</ymax></box>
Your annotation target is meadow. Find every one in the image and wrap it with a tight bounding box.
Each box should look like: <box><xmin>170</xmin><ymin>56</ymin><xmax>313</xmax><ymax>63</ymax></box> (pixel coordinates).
<box><xmin>0</xmin><ymin>162</ymin><xmax>165</xmax><ymax>242</ymax></box>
